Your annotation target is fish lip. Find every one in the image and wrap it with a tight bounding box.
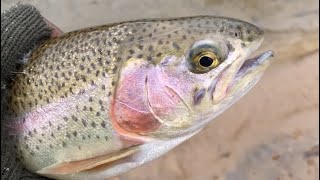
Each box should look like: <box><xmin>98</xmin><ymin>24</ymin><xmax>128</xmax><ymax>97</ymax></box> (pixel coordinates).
<box><xmin>235</xmin><ymin>50</ymin><xmax>274</xmax><ymax>79</ymax></box>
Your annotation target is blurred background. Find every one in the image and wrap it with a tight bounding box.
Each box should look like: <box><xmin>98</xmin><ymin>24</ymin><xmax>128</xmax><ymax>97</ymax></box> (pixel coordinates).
<box><xmin>1</xmin><ymin>0</ymin><xmax>319</xmax><ymax>180</ymax></box>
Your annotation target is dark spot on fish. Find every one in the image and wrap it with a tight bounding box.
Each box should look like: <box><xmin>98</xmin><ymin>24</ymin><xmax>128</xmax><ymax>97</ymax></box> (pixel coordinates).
<box><xmin>101</xmin><ymin>85</ymin><xmax>106</xmax><ymax>90</ymax></box>
<box><xmin>57</xmin><ymin>126</ymin><xmax>61</xmax><ymax>131</ymax></box>
<box><xmin>98</xmin><ymin>48</ymin><xmax>103</xmax><ymax>55</ymax></box>
<box><xmin>148</xmin><ymin>45</ymin><xmax>154</xmax><ymax>52</ymax></box>
<box><xmin>49</xmin><ymin>144</ymin><xmax>53</xmax><ymax>148</ymax></box>
<box><xmin>102</xmin><ymin>71</ymin><xmax>107</xmax><ymax>77</ymax></box>
<box><xmin>62</xmin><ymin>141</ymin><xmax>67</xmax><ymax>147</ymax></box>
<box><xmin>137</xmin><ymin>45</ymin><xmax>144</xmax><ymax>50</ymax></box>
<box><xmin>54</xmin><ymin>72</ymin><xmax>58</xmax><ymax>79</ymax></box>
<box><xmin>69</xmin><ymin>87</ymin><xmax>74</xmax><ymax>94</ymax></box>
<box><xmin>111</xmin><ymin>66</ymin><xmax>118</xmax><ymax>73</ymax></box>
<box><xmin>137</xmin><ymin>54</ymin><xmax>143</xmax><ymax>58</ymax></box>
<box><xmin>99</xmin><ymin>99</ymin><xmax>103</xmax><ymax>105</ymax></box>
<box><xmin>89</xmin><ymin>97</ymin><xmax>93</xmax><ymax>102</ymax></box>
<box><xmin>96</xmin><ymin>135</ymin><xmax>100</xmax><ymax>139</ymax></box>
<box><xmin>87</xmin><ymin>134</ymin><xmax>91</xmax><ymax>139</ymax></box>
<box><xmin>72</xmin><ymin>115</ymin><xmax>78</xmax><ymax>122</ymax></box>
<box><xmin>73</xmin><ymin>131</ymin><xmax>77</xmax><ymax>137</ymax></box>
<box><xmin>112</xmin><ymin>37</ymin><xmax>118</xmax><ymax>43</ymax></box>
<box><xmin>66</xmin><ymin>132</ymin><xmax>71</xmax><ymax>139</ymax></box>
<box><xmin>129</xmin><ymin>49</ymin><xmax>135</xmax><ymax>54</ymax></box>
<box><xmin>51</xmin><ymin>132</ymin><xmax>55</xmax><ymax>138</ymax></box>
<box><xmin>116</xmin><ymin>57</ymin><xmax>122</xmax><ymax>62</ymax></box>
<box><xmin>129</xmin><ymin>36</ymin><xmax>134</xmax><ymax>42</ymax></box>
<box><xmin>81</xmin><ymin>75</ymin><xmax>87</xmax><ymax>82</ymax></box>
<box><xmin>38</xmin><ymin>139</ymin><xmax>42</xmax><ymax>143</ymax></box>
<box><xmin>80</xmin><ymin>65</ymin><xmax>85</xmax><ymax>70</ymax></box>
<box><xmin>147</xmin><ymin>56</ymin><xmax>152</xmax><ymax>61</ymax></box>
<box><xmin>89</xmin><ymin>107</ymin><xmax>93</xmax><ymax>111</ymax></box>
<box><xmin>63</xmin><ymin>117</ymin><xmax>68</xmax><ymax>122</ymax></box>
<box><xmin>100</xmin><ymin>121</ymin><xmax>106</xmax><ymax>128</ymax></box>
<box><xmin>28</xmin><ymin>102</ymin><xmax>32</xmax><ymax>108</ymax></box>
<box><xmin>158</xmin><ymin>40</ymin><xmax>163</xmax><ymax>45</ymax></box>
<box><xmin>83</xmin><ymin>106</ymin><xmax>87</xmax><ymax>111</ymax></box>
<box><xmin>247</xmin><ymin>36</ymin><xmax>254</xmax><ymax>42</ymax></box>
<box><xmin>91</xmin><ymin>122</ymin><xmax>97</xmax><ymax>128</ymax></box>
<box><xmin>172</xmin><ymin>42</ymin><xmax>180</xmax><ymax>50</ymax></box>
<box><xmin>193</xmin><ymin>88</ymin><xmax>206</xmax><ymax>105</ymax></box>
<box><xmin>96</xmin><ymin>112</ymin><xmax>101</xmax><ymax>116</ymax></box>
<box><xmin>98</xmin><ymin>58</ymin><xmax>103</xmax><ymax>66</ymax></box>
<box><xmin>82</xmin><ymin>135</ymin><xmax>86</xmax><ymax>140</ymax></box>
<box><xmin>241</xmin><ymin>43</ymin><xmax>246</xmax><ymax>47</ymax></box>
<box><xmin>81</xmin><ymin>119</ymin><xmax>88</xmax><ymax>127</ymax></box>
<box><xmin>87</xmin><ymin>68</ymin><xmax>92</xmax><ymax>74</ymax></box>
<box><xmin>105</xmin><ymin>136</ymin><xmax>108</xmax><ymax>141</ymax></box>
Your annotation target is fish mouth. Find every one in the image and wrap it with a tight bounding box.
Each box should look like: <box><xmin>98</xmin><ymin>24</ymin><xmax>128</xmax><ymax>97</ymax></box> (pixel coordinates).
<box><xmin>232</xmin><ymin>50</ymin><xmax>274</xmax><ymax>87</ymax></box>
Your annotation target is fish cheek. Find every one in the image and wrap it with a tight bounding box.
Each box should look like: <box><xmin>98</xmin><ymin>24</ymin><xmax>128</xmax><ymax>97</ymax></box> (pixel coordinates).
<box><xmin>112</xmin><ymin>61</ymin><xmax>161</xmax><ymax>134</ymax></box>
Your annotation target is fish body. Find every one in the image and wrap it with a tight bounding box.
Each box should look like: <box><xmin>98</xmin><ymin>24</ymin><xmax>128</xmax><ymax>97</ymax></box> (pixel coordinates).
<box><xmin>8</xmin><ymin>16</ymin><xmax>273</xmax><ymax>179</ymax></box>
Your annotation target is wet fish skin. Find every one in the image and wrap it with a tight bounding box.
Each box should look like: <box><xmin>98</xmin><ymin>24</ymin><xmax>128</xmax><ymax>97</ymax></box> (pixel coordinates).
<box><xmin>8</xmin><ymin>16</ymin><xmax>272</xmax><ymax>179</ymax></box>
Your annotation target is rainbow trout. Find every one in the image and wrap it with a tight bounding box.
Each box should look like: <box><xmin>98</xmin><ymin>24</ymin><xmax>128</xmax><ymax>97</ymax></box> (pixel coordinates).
<box><xmin>8</xmin><ymin>16</ymin><xmax>274</xmax><ymax>179</ymax></box>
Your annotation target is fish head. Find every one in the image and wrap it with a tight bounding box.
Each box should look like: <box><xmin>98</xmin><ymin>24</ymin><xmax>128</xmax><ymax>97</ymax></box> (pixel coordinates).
<box><xmin>114</xmin><ymin>17</ymin><xmax>273</xmax><ymax>138</ymax></box>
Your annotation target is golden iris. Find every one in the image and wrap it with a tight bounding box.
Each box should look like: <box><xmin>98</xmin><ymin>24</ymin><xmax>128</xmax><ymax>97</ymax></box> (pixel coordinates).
<box><xmin>193</xmin><ymin>51</ymin><xmax>220</xmax><ymax>69</ymax></box>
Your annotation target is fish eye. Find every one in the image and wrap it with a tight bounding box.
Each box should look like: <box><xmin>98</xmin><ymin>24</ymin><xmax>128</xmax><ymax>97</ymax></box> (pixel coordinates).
<box><xmin>195</xmin><ymin>52</ymin><xmax>220</xmax><ymax>68</ymax></box>
<box><xmin>187</xmin><ymin>40</ymin><xmax>227</xmax><ymax>73</ymax></box>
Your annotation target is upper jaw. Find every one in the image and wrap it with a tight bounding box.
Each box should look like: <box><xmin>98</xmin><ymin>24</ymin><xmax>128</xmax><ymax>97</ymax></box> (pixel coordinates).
<box><xmin>235</xmin><ymin>50</ymin><xmax>274</xmax><ymax>79</ymax></box>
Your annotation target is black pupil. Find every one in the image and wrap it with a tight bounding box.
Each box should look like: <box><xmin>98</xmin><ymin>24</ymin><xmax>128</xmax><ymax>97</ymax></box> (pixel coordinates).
<box><xmin>199</xmin><ymin>56</ymin><xmax>213</xmax><ymax>67</ymax></box>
